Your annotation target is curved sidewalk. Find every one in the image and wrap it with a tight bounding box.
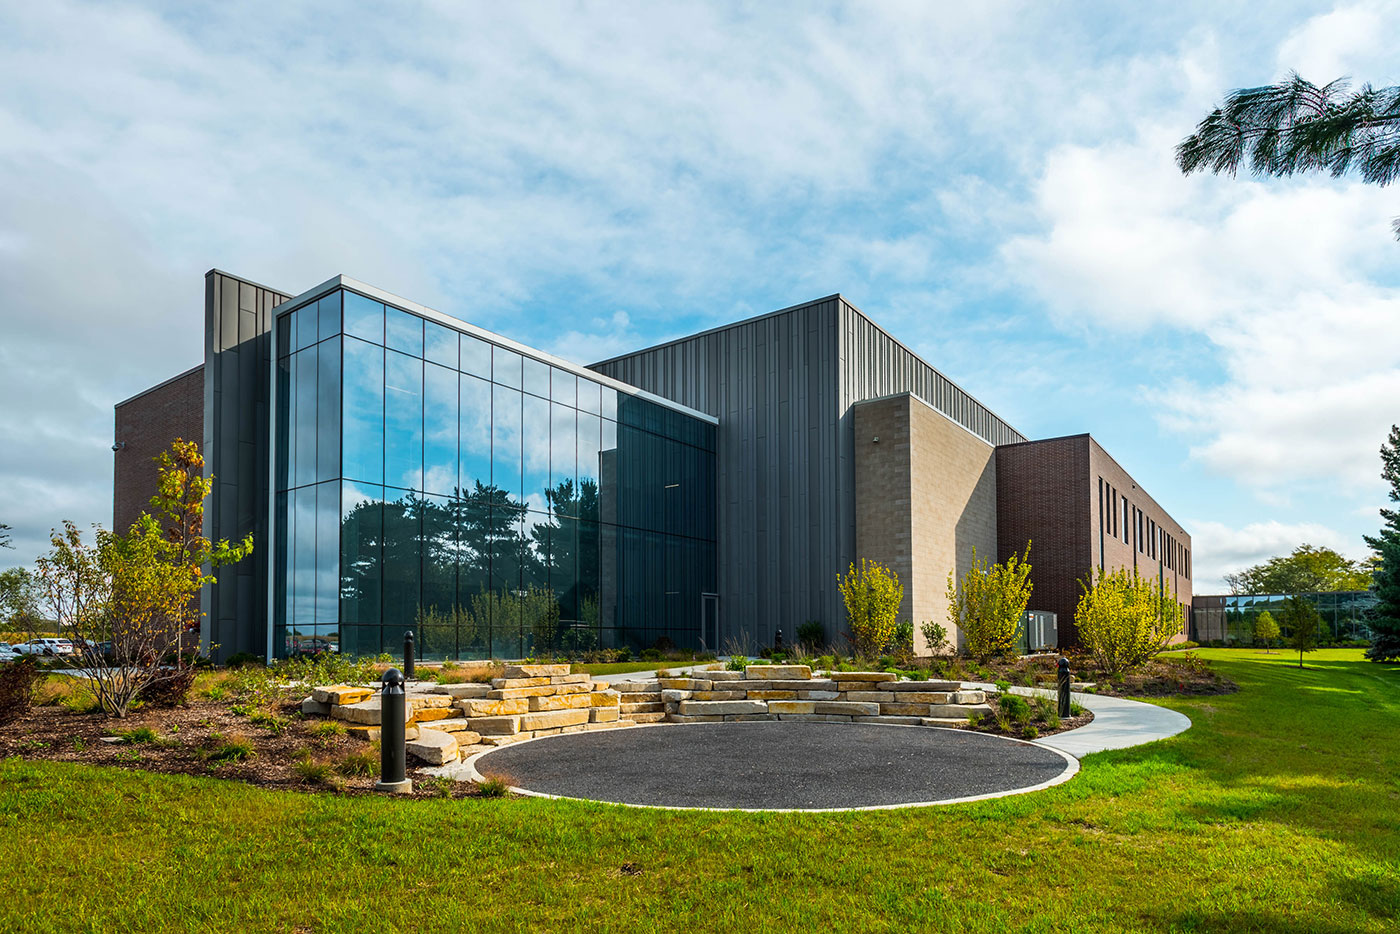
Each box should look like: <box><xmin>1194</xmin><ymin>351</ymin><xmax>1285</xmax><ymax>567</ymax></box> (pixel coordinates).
<box><xmin>968</xmin><ymin>682</ymin><xmax>1191</xmax><ymax>758</ymax></box>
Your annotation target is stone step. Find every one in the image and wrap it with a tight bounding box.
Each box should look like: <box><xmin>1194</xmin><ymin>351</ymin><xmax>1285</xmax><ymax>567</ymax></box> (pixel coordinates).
<box><xmin>614</xmin><ymin>680</ymin><xmax>662</xmax><ymax>693</ymax></box>
<box><xmin>920</xmin><ymin>717</ymin><xmax>968</xmax><ymax>726</ymax></box>
<box><xmin>833</xmin><ymin>672</ymin><xmax>898</xmax><ymax>684</ymax></box>
<box><xmin>744</xmin><ymin>664</ymin><xmax>811</xmax><ymax>680</ymax></box>
<box><xmin>331</xmin><ymin>699</ymin><xmax>412</xmax><ymax>725</ymax></box>
<box><xmin>503</xmin><ymin>664</ymin><xmax>570</xmax><ymax>678</ymax></box>
<box><xmin>619</xmin><ymin>701</ymin><xmax>664</xmax><ymax>714</ymax></box>
<box><xmin>853</xmin><ymin>715</ymin><xmax>924</xmax><ymax>725</ymax></box>
<box><xmin>432</xmin><ymin>683</ymin><xmax>491</xmax><ymax>699</ymax></box>
<box><xmin>311</xmin><ymin>685</ymin><xmax>375</xmax><ymax>705</ymax></box>
<box><xmin>927</xmin><ymin>703</ymin><xmax>994</xmax><ymax>718</ymax></box>
<box><xmin>885</xmin><ymin>680</ymin><xmax>960</xmax><ymax>692</ymax></box>
<box><xmin>676</xmin><ymin>699</ymin><xmax>767</xmax><ymax>716</ymax></box>
<box><xmin>626</xmin><ymin>712</ymin><xmax>667</xmax><ymax>723</ymax></box>
<box><xmin>407</xmin><ymin>729</ymin><xmax>459</xmax><ymax>766</ymax></box>
<box><xmin>775</xmin><ymin>713</ymin><xmax>852</xmax><ymax>722</ymax></box>
<box><xmin>878</xmin><ymin>702</ymin><xmax>933</xmax><ymax>717</ymax></box>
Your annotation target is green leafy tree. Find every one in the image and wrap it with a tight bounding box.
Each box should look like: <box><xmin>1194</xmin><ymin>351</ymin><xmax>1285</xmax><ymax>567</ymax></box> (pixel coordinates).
<box><xmin>1075</xmin><ymin>567</ymin><xmax>1183</xmax><ymax>677</ymax></box>
<box><xmin>1177</xmin><ymin>73</ymin><xmax>1400</xmax><ymax>238</ymax></box>
<box><xmin>1365</xmin><ymin>425</ymin><xmax>1400</xmax><ymax>661</ymax></box>
<box><xmin>1253</xmin><ymin>610</ymin><xmax>1280</xmax><ymax>652</ymax></box>
<box><xmin>1279</xmin><ymin>594</ymin><xmax>1322</xmax><ymax>669</ymax></box>
<box><xmin>947</xmin><ymin>544</ymin><xmax>1032</xmax><ymax>661</ymax></box>
<box><xmin>1223</xmin><ymin>543</ymin><xmax>1374</xmax><ymax>594</ymax></box>
<box><xmin>837</xmin><ymin>559</ymin><xmax>903</xmax><ymax>658</ymax></box>
<box><xmin>0</xmin><ymin>567</ymin><xmax>43</xmax><ymax>633</ymax></box>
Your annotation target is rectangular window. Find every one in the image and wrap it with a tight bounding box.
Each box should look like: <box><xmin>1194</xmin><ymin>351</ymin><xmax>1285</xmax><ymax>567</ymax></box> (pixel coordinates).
<box><xmin>1122</xmin><ymin>497</ymin><xmax>1129</xmax><ymax>544</ymax></box>
<box><xmin>461</xmin><ymin>334</ymin><xmax>491</xmax><ymax>380</ymax></box>
<box><xmin>344</xmin><ymin>292</ymin><xmax>384</xmax><ymax>344</ymax></box>
<box><xmin>386</xmin><ymin>307</ymin><xmax>424</xmax><ymax>357</ymax></box>
<box><xmin>385</xmin><ymin>351</ymin><xmax>424</xmax><ymax>492</ymax></box>
<box><xmin>342</xmin><ymin>337</ymin><xmax>384</xmax><ymax>485</ymax></box>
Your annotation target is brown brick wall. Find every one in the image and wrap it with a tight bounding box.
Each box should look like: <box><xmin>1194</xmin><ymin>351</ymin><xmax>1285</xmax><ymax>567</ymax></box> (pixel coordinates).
<box><xmin>113</xmin><ymin>366</ymin><xmax>204</xmax><ymax>533</ymax></box>
<box><xmin>854</xmin><ymin>393</ymin><xmax>997</xmax><ymax>653</ymax></box>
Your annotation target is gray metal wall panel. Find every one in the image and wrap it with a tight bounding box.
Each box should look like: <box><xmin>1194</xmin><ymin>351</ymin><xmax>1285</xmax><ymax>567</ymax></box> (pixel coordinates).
<box><xmin>591</xmin><ymin>295</ymin><xmax>1024</xmax><ymax>650</ymax></box>
<box><xmin>203</xmin><ymin>271</ymin><xmax>293</xmax><ymax>661</ymax></box>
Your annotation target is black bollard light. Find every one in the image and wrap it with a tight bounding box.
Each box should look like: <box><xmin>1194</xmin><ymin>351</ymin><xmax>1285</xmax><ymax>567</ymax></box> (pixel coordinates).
<box><xmin>774</xmin><ymin>629</ymin><xmax>783</xmax><ymax>654</ymax></box>
<box><xmin>374</xmin><ymin>668</ymin><xmax>412</xmax><ymax>795</ymax></box>
<box><xmin>403</xmin><ymin>630</ymin><xmax>416</xmax><ymax>681</ymax></box>
<box><xmin>1057</xmin><ymin>656</ymin><xmax>1071</xmax><ymax>719</ymax></box>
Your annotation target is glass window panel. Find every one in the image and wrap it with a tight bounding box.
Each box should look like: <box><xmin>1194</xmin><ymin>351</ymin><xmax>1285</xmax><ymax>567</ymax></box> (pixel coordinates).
<box><xmin>316</xmin><ymin>337</ymin><xmax>341</xmax><ymax>484</ymax></box>
<box><xmin>459</xmin><ymin>374</ymin><xmax>492</xmax><ymax>498</ymax></box>
<box><xmin>578</xmin><ymin>412</ymin><xmax>601</xmax><ymax>492</ymax></box>
<box><xmin>550</xmin><ymin>403</ymin><xmax>577</xmax><ymax>516</ymax></box>
<box><xmin>292</xmin><ymin>485</ymin><xmax>317</xmax><ymax>630</ymax></box>
<box><xmin>420</xmin><ymin>493</ymin><xmax>457</xmax><ymax>658</ymax></box>
<box><xmin>274</xmin><ymin>490</ymin><xmax>289</xmax><ymax>637</ymax></box>
<box><xmin>493</xmin><ymin>346</ymin><xmax>522</xmax><ymax>389</ymax></box>
<box><xmin>386</xmin><ymin>307</ymin><xmax>424</xmax><ymax>357</ymax></box>
<box><xmin>553</xmin><ymin>514</ymin><xmax>578</xmax><ymax>625</ymax></box>
<box><xmin>522</xmin><ymin>510</ymin><xmax>550</xmax><ymax>592</ymax></box>
<box><xmin>601</xmin><ymin>386</ymin><xmax>617</xmax><ymax>421</ymax></box>
<box><xmin>316</xmin><ymin>481</ymin><xmax>340</xmax><ymax>626</ymax></box>
<box><xmin>523</xmin><ymin>356</ymin><xmax>550</xmax><ymax>399</ymax></box>
<box><xmin>294</xmin><ymin>306</ymin><xmax>317</xmax><ymax>352</ymax></box>
<box><xmin>381</xmin><ymin>490</ymin><xmax>422</xmax><ymax>640</ymax></box>
<box><xmin>341</xmin><ymin>482</ymin><xmax>383</xmax><ymax>626</ymax></box>
<box><xmin>318</xmin><ymin>291</ymin><xmax>342</xmax><ymax>343</ymax></box>
<box><xmin>294</xmin><ymin>348</ymin><xmax>317</xmax><ymax>488</ymax></box>
<box><xmin>577</xmin><ymin>378</ymin><xmax>601</xmax><ymax>415</ymax></box>
<box><xmin>523</xmin><ymin>394</ymin><xmax>552</xmax><ymax>512</ymax></box>
<box><xmin>424</xmin><ymin>320</ymin><xmax>458</xmax><ymax>369</ymax></box>
<box><xmin>343</xmin><ymin>292</ymin><xmax>384</xmax><ymax>344</ymax></box>
<box><xmin>461</xmin><ymin>334</ymin><xmax>491</xmax><ymax>379</ymax></box>
<box><xmin>276</xmin><ymin>354</ymin><xmax>292</xmax><ymax>490</ymax></box>
<box><xmin>490</xmin><ymin>510</ymin><xmax>524</xmax><ymax>658</ymax></box>
<box><xmin>423</xmin><ymin>363</ymin><xmax>458</xmax><ymax>496</ymax></box>
<box><xmin>276</xmin><ymin>313</ymin><xmax>291</xmax><ymax>358</ymax></box>
<box><xmin>342</xmin><ymin>337</ymin><xmax>384</xmax><ymax>485</ymax></box>
<box><xmin>491</xmin><ymin>384</ymin><xmax>522</xmax><ymax>503</ymax></box>
<box><xmin>385</xmin><ymin>351</ymin><xmax>423</xmax><ymax>491</ymax></box>
<box><xmin>551</xmin><ymin>368</ymin><xmax>577</xmax><ymax>407</ymax></box>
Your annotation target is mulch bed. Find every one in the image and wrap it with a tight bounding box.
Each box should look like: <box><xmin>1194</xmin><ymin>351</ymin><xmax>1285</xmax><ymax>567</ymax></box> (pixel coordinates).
<box><xmin>0</xmin><ymin>698</ymin><xmax>486</xmax><ymax>800</ymax></box>
<box><xmin>931</xmin><ymin>653</ymin><xmax>1238</xmax><ymax>698</ymax></box>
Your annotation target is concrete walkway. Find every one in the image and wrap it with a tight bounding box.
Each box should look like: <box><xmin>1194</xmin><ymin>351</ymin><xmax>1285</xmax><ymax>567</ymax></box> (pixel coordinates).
<box><xmin>966</xmin><ymin>682</ymin><xmax>1191</xmax><ymax>758</ymax></box>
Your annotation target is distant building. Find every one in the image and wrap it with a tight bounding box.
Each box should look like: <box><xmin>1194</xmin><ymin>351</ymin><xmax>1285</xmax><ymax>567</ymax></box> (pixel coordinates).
<box><xmin>114</xmin><ymin>270</ymin><xmax>1191</xmax><ymax>660</ymax></box>
<box><xmin>1191</xmin><ymin>592</ymin><xmax>1375</xmax><ymax>644</ymax></box>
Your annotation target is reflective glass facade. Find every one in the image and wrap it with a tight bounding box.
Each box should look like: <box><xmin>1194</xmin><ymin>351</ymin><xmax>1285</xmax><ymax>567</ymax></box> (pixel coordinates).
<box><xmin>274</xmin><ymin>287</ymin><xmax>717</xmax><ymax>659</ymax></box>
<box><xmin>1191</xmin><ymin>592</ymin><xmax>1376</xmax><ymax>644</ymax></box>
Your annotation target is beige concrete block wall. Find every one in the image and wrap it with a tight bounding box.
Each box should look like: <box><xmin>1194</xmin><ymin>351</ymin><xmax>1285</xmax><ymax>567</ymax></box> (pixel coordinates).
<box><xmin>854</xmin><ymin>393</ymin><xmax>997</xmax><ymax>655</ymax></box>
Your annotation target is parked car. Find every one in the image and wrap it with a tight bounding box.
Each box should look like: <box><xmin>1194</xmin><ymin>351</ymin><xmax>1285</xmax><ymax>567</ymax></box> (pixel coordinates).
<box><xmin>15</xmin><ymin>638</ymin><xmax>75</xmax><ymax>657</ymax></box>
<box><xmin>0</xmin><ymin>642</ymin><xmax>20</xmax><ymax>662</ymax></box>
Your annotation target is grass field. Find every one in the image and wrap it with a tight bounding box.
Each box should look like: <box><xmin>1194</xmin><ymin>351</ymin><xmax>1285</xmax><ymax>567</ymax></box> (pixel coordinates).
<box><xmin>2</xmin><ymin>649</ymin><xmax>1396</xmax><ymax>932</ymax></box>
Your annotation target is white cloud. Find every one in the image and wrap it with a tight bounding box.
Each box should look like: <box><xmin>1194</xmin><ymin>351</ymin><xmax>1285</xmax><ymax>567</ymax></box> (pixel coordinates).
<box><xmin>1275</xmin><ymin>2</ymin><xmax>1391</xmax><ymax>81</ymax></box>
<box><xmin>1187</xmin><ymin>518</ymin><xmax>1366</xmax><ymax>592</ymax></box>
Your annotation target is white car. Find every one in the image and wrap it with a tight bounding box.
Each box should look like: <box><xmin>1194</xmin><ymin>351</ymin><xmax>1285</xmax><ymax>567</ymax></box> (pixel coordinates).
<box><xmin>0</xmin><ymin>642</ymin><xmax>19</xmax><ymax>662</ymax></box>
<box><xmin>15</xmin><ymin>638</ymin><xmax>75</xmax><ymax>657</ymax></box>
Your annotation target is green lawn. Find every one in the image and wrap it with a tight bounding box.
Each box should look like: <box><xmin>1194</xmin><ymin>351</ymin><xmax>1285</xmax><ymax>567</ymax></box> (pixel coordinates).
<box><xmin>2</xmin><ymin>649</ymin><xmax>1397</xmax><ymax>932</ymax></box>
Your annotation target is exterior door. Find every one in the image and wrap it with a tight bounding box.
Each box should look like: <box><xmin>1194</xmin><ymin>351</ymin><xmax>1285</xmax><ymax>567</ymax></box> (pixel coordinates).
<box><xmin>700</xmin><ymin>593</ymin><xmax>720</xmax><ymax>654</ymax></box>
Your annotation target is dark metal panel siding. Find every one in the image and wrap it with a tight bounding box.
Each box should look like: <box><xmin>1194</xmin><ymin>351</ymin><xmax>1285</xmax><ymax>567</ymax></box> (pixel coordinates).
<box><xmin>591</xmin><ymin>299</ymin><xmax>846</xmax><ymax>647</ymax></box>
<box><xmin>203</xmin><ymin>271</ymin><xmax>293</xmax><ymax>661</ymax></box>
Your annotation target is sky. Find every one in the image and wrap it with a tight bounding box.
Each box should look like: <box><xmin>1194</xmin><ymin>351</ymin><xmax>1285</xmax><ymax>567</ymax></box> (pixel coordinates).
<box><xmin>1</xmin><ymin>0</ymin><xmax>1397</xmax><ymax>593</ymax></box>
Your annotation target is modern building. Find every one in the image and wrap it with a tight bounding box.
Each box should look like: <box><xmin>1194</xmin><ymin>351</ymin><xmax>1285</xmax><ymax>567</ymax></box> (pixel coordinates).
<box><xmin>114</xmin><ymin>269</ymin><xmax>1191</xmax><ymax>661</ymax></box>
<box><xmin>1191</xmin><ymin>591</ymin><xmax>1375</xmax><ymax>644</ymax></box>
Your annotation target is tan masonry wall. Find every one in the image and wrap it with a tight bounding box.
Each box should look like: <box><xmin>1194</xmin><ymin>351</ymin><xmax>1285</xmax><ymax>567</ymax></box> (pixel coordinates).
<box><xmin>853</xmin><ymin>393</ymin><xmax>997</xmax><ymax>654</ymax></box>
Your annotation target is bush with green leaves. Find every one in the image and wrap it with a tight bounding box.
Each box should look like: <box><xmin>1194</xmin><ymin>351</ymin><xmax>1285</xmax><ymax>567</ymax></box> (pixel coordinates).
<box><xmin>1253</xmin><ymin>611</ymin><xmax>1280</xmax><ymax>650</ymax></box>
<box><xmin>837</xmin><ymin>559</ymin><xmax>904</xmax><ymax>658</ymax></box>
<box><xmin>796</xmin><ymin>620</ymin><xmax>826</xmax><ymax>647</ymax></box>
<box><xmin>1074</xmin><ymin>567</ymin><xmax>1183</xmax><ymax>677</ymax></box>
<box><xmin>947</xmin><ymin>545</ymin><xmax>1032</xmax><ymax>660</ymax></box>
<box><xmin>919</xmin><ymin>620</ymin><xmax>951</xmax><ymax>656</ymax></box>
<box><xmin>888</xmin><ymin>620</ymin><xmax>914</xmax><ymax>657</ymax></box>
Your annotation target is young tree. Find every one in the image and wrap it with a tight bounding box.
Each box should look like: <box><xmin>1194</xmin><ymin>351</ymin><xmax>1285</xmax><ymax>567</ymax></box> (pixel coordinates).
<box><xmin>1365</xmin><ymin>425</ymin><xmax>1400</xmax><ymax>661</ymax></box>
<box><xmin>1223</xmin><ymin>544</ymin><xmax>1373</xmax><ymax>594</ymax></box>
<box><xmin>1177</xmin><ymin>74</ymin><xmax>1400</xmax><ymax>238</ymax></box>
<box><xmin>1253</xmin><ymin>610</ymin><xmax>1280</xmax><ymax>653</ymax></box>
<box><xmin>0</xmin><ymin>567</ymin><xmax>43</xmax><ymax>632</ymax></box>
<box><xmin>35</xmin><ymin>440</ymin><xmax>252</xmax><ymax>717</ymax></box>
<box><xmin>1279</xmin><ymin>594</ymin><xmax>1322</xmax><ymax>669</ymax></box>
<box><xmin>1074</xmin><ymin>567</ymin><xmax>1183</xmax><ymax>677</ymax></box>
<box><xmin>837</xmin><ymin>559</ymin><xmax>903</xmax><ymax>659</ymax></box>
<box><xmin>946</xmin><ymin>544</ymin><xmax>1032</xmax><ymax>661</ymax></box>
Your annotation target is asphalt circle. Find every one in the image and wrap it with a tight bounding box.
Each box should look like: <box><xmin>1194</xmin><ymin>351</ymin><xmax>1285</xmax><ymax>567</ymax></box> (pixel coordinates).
<box><xmin>471</xmin><ymin>721</ymin><xmax>1076</xmax><ymax>811</ymax></box>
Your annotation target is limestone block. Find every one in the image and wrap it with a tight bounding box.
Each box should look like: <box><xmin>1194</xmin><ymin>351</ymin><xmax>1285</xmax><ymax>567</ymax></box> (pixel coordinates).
<box><xmin>770</xmin><ymin>679</ymin><xmax>836</xmax><ymax>691</ymax></box>
<box><xmin>432</xmin><ymin>683</ymin><xmax>491</xmax><ymax>699</ymax></box>
<box><xmin>614</xmin><ymin>680</ymin><xmax>662</xmax><ymax>693</ymax></box>
<box><xmin>301</xmin><ymin>697</ymin><xmax>331</xmax><ymax>716</ymax></box>
<box><xmin>456</xmin><ymin>697</ymin><xmax>529</xmax><ymax>716</ymax></box>
<box><xmin>503</xmin><ymin>664</ymin><xmax>570</xmax><ymax>678</ymax></box>
<box><xmin>953</xmin><ymin>691</ymin><xmax>987</xmax><ymax>704</ymax></box>
<box><xmin>658</xmin><ymin>678</ymin><xmax>710</xmax><ymax>691</ymax></box>
<box><xmin>921</xmin><ymin>717</ymin><xmax>968</xmax><ymax>726</ymax></box>
<box><xmin>620</xmin><ymin>701</ymin><xmax>664</xmax><ymax>714</ymax></box>
<box><xmin>858</xmin><ymin>715</ymin><xmax>925</xmax><ymax>725</ymax></box>
<box><xmin>534</xmin><ymin>727</ymin><xmax>562</xmax><ymax>737</ymax></box>
<box><xmin>723</xmin><ymin>714</ymin><xmax>774</xmax><ymax>721</ymax></box>
<box><xmin>547</xmin><ymin>673</ymin><xmax>592</xmax><ymax>685</ymax></box>
<box><xmin>626</xmin><ymin>712</ymin><xmax>667</xmax><ymax>723</ymax></box>
<box><xmin>812</xmin><ymin>701</ymin><xmax>879</xmax><ymax>716</ymax></box>
<box><xmin>661</xmin><ymin>689</ymin><xmax>693</xmax><ymax>702</ymax></box>
<box><xmin>311</xmin><ymin>685</ymin><xmax>375</xmax><ymax>705</ymax></box>
<box><xmin>488</xmin><ymin>683</ymin><xmax>590</xmax><ymax>699</ymax></box>
<box><xmin>747</xmin><ymin>690</ymin><xmax>797</xmax><ymax>700</ymax></box>
<box><xmin>467</xmin><ymin>715</ymin><xmax>522</xmax><ymax>735</ymax></box>
<box><xmin>451</xmin><ymin>731</ymin><xmax>481</xmax><ymax>746</ymax></box>
<box><xmin>893</xmin><ymin>692</ymin><xmax>954</xmax><ymax>705</ymax></box>
<box><xmin>589</xmin><ymin>706</ymin><xmax>619</xmax><ymax>723</ymax></box>
<box><xmin>427</xmin><ymin>718</ymin><xmax>476</xmax><ymax>733</ymax></box>
<box><xmin>927</xmin><ymin>703</ymin><xmax>995</xmax><ymax>718</ymax></box>
<box><xmin>560</xmin><ymin>724</ymin><xmax>588</xmax><ymax>734</ymax></box>
<box><xmin>886</xmin><ymin>680</ymin><xmax>960</xmax><ymax>692</ymax></box>
<box><xmin>617</xmin><ymin>691</ymin><xmax>661</xmax><ymax>703</ymax></box>
<box><xmin>589</xmin><ymin>690</ymin><xmax>621</xmax><ymax>706</ymax></box>
<box><xmin>408</xmin><ymin>693</ymin><xmax>454</xmax><ymax>709</ymax></box>
<box><xmin>776</xmin><ymin>714</ymin><xmax>852</xmax><ymax>722</ymax></box>
<box><xmin>845</xmin><ymin>691</ymin><xmax>898</xmax><ymax>704</ymax></box>
<box><xmin>346</xmin><ymin>726</ymin><xmax>381</xmax><ymax>742</ymax></box>
<box><xmin>690</xmin><ymin>690</ymin><xmax>745</xmax><ymax>701</ymax></box>
<box><xmin>676</xmin><ymin>699</ymin><xmax>768</xmax><ymax>716</ymax></box>
<box><xmin>834</xmin><ymin>672</ymin><xmax>898</xmax><ymax>683</ymax></box>
<box><xmin>528</xmin><ymin>692</ymin><xmax>595</xmax><ymax>712</ymax></box>
<box><xmin>457</xmin><ymin>743</ymin><xmax>488</xmax><ymax>757</ymax></box>
<box><xmin>492</xmin><ymin>676</ymin><xmax>550</xmax><ymax>689</ymax></box>
<box><xmin>481</xmin><ymin>733</ymin><xmax>532</xmax><ymax>746</ymax></box>
<box><xmin>519</xmin><ymin>708</ymin><xmax>590</xmax><ymax>731</ymax></box>
<box><xmin>728</xmin><ymin>680</ymin><xmax>774</xmax><ymax>692</ymax></box>
<box><xmin>331</xmin><ymin>700</ymin><xmax>412</xmax><ymax>725</ymax></box>
<box><xmin>797</xmin><ymin>690</ymin><xmax>840</xmax><ymax>700</ymax></box>
<box><xmin>766</xmin><ymin>700</ymin><xmax>815</xmax><ymax>715</ymax></box>
<box><xmin>666</xmin><ymin>714</ymin><xmax>724</xmax><ymax>723</ymax></box>
<box><xmin>585</xmin><ymin>720</ymin><xmax>629</xmax><ymax>730</ymax></box>
<box><xmin>413</xmin><ymin>707</ymin><xmax>456</xmax><ymax>722</ymax></box>
<box><xmin>707</xmin><ymin>670</ymin><xmax>743</xmax><ymax>681</ymax></box>
<box><xmin>744</xmin><ymin>664</ymin><xmax>812</xmax><ymax>680</ymax></box>
<box><xmin>878</xmin><ymin>702</ymin><xmax>932</xmax><ymax>716</ymax></box>
<box><xmin>407</xmin><ymin>729</ymin><xmax>459</xmax><ymax>766</ymax></box>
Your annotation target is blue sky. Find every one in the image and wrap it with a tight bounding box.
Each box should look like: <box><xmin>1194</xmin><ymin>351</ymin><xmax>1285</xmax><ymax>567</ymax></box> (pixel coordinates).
<box><xmin>2</xmin><ymin>1</ymin><xmax>1398</xmax><ymax>591</ymax></box>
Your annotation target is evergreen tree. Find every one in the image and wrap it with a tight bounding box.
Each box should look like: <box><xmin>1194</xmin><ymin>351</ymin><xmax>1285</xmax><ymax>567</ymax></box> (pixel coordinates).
<box><xmin>1365</xmin><ymin>426</ymin><xmax>1400</xmax><ymax>661</ymax></box>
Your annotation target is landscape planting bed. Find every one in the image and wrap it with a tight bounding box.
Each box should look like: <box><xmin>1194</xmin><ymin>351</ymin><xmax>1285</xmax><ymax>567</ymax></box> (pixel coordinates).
<box><xmin>471</xmin><ymin>719</ymin><xmax>1077</xmax><ymax>810</ymax></box>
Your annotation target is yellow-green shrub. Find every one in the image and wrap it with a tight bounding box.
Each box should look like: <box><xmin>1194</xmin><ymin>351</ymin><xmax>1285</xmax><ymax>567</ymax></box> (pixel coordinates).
<box><xmin>1074</xmin><ymin>567</ymin><xmax>1183</xmax><ymax>676</ymax></box>
<box><xmin>837</xmin><ymin>559</ymin><xmax>903</xmax><ymax>658</ymax></box>
<box><xmin>948</xmin><ymin>545</ymin><xmax>1032</xmax><ymax>660</ymax></box>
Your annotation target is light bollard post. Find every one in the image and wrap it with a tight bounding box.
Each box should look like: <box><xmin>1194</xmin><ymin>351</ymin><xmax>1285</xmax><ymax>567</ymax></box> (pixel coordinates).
<box><xmin>374</xmin><ymin>668</ymin><xmax>412</xmax><ymax>795</ymax></box>
<box><xmin>1057</xmin><ymin>656</ymin><xmax>1071</xmax><ymax>719</ymax></box>
<box><xmin>403</xmin><ymin>630</ymin><xmax>416</xmax><ymax>681</ymax></box>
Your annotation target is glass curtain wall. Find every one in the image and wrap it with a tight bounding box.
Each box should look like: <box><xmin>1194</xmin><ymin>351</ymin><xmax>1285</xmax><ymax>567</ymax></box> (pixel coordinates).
<box><xmin>274</xmin><ymin>287</ymin><xmax>717</xmax><ymax>659</ymax></box>
<box><xmin>1190</xmin><ymin>592</ymin><xmax>1377</xmax><ymax>645</ymax></box>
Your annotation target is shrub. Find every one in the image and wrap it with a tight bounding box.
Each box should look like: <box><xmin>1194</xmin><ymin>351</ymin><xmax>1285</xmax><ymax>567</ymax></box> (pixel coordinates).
<box><xmin>1074</xmin><ymin>567</ymin><xmax>1183</xmax><ymax>677</ymax></box>
<box><xmin>337</xmin><ymin>748</ymin><xmax>377</xmax><ymax>777</ymax></box>
<box><xmin>994</xmin><ymin>679</ymin><xmax>1011</xmax><ymax>694</ymax></box>
<box><xmin>966</xmin><ymin>710</ymin><xmax>982</xmax><ymax>727</ymax></box>
<box><xmin>888</xmin><ymin>620</ymin><xmax>914</xmax><ymax>657</ymax></box>
<box><xmin>837</xmin><ymin>559</ymin><xmax>904</xmax><ymax>658</ymax></box>
<box><xmin>1070</xmin><ymin>701</ymin><xmax>1086</xmax><ymax>717</ymax></box>
<box><xmin>476</xmin><ymin>774</ymin><xmax>511</xmax><ymax>798</ymax></box>
<box><xmin>919</xmin><ymin>620</ymin><xmax>951</xmax><ymax>656</ymax></box>
<box><xmin>139</xmin><ymin>666</ymin><xmax>197</xmax><ymax>708</ymax></box>
<box><xmin>293</xmin><ymin>752</ymin><xmax>337</xmax><ymax>786</ymax></box>
<box><xmin>998</xmin><ymin>693</ymin><xmax>1032</xmax><ymax>726</ymax></box>
<box><xmin>249</xmin><ymin>709</ymin><xmax>290</xmax><ymax>735</ymax></box>
<box><xmin>202</xmin><ymin>733</ymin><xmax>255</xmax><ymax>763</ymax></box>
<box><xmin>640</xmin><ymin>648</ymin><xmax>663</xmax><ymax>662</ymax></box>
<box><xmin>224</xmin><ymin>652</ymin><xmax>264</xmax><ymax>669</ymax></box>
<box><xmin>1021</xmin><ymin>724</ymin><xmax>1039</xmax><ymax>739</ymax></box>
<box><xmin>119</xmin><ymin>726</ymin><xmax>161</xmax><ymax>744</ymax></box>
<box><xmin>311</xmin><ymin>721</ymin><xmax>346</xmax><ymax>747</ymax></box>
<box><xmin>0</xmin><ymin>656</ymin><xmax>40</xmax><ymax>725</ymax></box>
<box><xmin>725</xmin><ymin>654</ymin><xmax>748</xmax><ymax>671</ymax></box>
<box><xmin>947</xmin><ymin>544</ymin><xmax>1032</xmax><ymax>661</ymax></box>
<box><xmin>796</xmin><ymin>620</ymin><xmax>825</xmax><ymax>646</ymax></box>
